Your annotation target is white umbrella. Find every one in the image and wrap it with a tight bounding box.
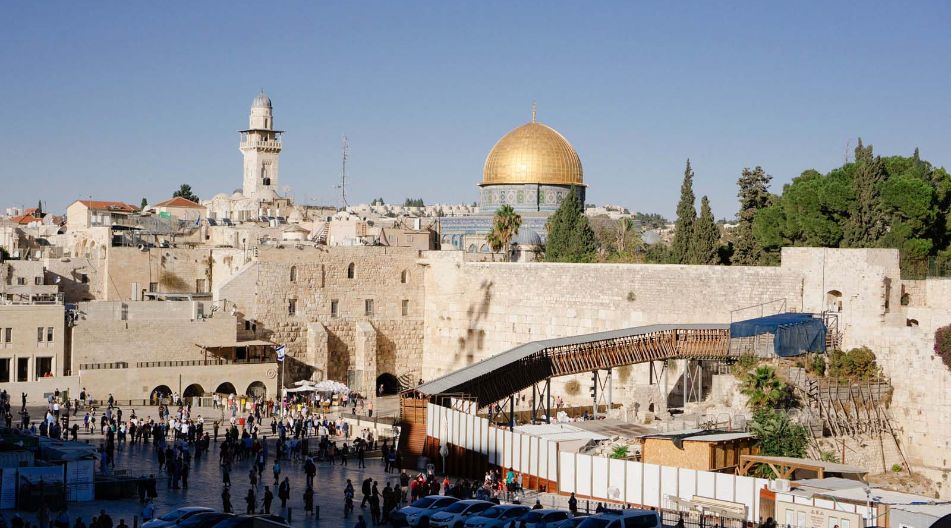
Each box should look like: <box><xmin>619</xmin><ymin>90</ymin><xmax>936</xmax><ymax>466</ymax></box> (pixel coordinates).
<box><xmin>312</xmin><ymin>380</ymin><xmax>350</xmax><ymax>393</ymax></box>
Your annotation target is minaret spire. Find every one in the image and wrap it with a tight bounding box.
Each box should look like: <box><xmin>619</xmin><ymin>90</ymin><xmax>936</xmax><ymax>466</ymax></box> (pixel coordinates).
<box><xmin>531</xmin><ymin>100</ymin><xmax>537</xmax><ymax>123</ymax></box>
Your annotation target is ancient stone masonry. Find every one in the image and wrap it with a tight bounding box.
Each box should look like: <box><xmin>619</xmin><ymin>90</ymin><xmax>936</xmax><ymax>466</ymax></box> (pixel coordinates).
<box><xmin>217</xmin><ymin>245</ymin><xmax>426</xmax><ymax>391</ymax></box>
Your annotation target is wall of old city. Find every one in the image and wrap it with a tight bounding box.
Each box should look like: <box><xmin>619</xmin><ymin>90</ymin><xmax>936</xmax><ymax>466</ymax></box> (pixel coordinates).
<box><xmin>70</xmin><ymin>301</ymin><xmax>236</xmax><ymax>366</ymax></box>
<box><xmin>216</xmin><ymin>246</ymin><xmax>426</xmax><ymax>391</ymax></box>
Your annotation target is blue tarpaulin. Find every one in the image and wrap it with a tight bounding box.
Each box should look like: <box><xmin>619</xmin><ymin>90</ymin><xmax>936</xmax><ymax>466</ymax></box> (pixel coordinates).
<box><xmin>729</xmin><ymin>312</ymin><xmax>826</xmax><ymax>357</ymax></box>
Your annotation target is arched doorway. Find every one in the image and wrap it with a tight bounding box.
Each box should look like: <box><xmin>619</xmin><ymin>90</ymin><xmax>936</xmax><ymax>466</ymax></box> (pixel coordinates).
<box><xmin>246</xmin><ymin>381</ymin><xmax>267</xmax><ymax>399</ymax></box>
<box><xmin>375</xmin><ymin>373</ymin><xmax>401</xmax><ymax>396</ymax></box>
<box><xmin>215</xmin><ymin>382</ymin><xmax>237</xmax><ymax>395</ymax></box>
<box><xmin>826</xmin><ymin>290</ymin><xmax>843</xmax><ymax>312</ymax></box>
<box><xmin>182</xmin><ymin>384</ymin><xmax>205</xmax><ymax>398</ymax></box>
<box><xmin>150</xmin><ymin>385</ymin><xmax>172</xmax><ymax>404</ymax></box>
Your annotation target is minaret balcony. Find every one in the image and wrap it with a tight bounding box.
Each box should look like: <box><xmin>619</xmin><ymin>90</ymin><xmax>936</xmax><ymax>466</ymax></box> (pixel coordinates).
<box><xmin>240</xmin><ymin>139</ymin><xmax>283</xmax><ymax>151</ymax></box>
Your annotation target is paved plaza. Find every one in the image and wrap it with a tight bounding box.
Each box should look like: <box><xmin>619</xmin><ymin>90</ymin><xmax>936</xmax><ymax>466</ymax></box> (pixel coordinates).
<box><xmin>4</xmin><ymin>406</ymin><xmax>404</xmax><ymax>528</ymax></box>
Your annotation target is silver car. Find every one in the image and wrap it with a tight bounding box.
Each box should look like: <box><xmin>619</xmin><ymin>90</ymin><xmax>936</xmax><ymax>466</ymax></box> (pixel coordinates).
<box><xmin>429</xmin><ymin>500</ymin><xmax>495</xmax><ymax>528</ymax></box>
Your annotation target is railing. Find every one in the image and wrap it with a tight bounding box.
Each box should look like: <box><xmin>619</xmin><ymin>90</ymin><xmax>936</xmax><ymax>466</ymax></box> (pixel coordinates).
<box><xmin>0</xmin><ymin>293</ymin><xmax>64</xmax><ymax>305</ymax></box>
<box><xmin>78</xmin><ymin>362</ymin><xmax>129</xmax><ymax>370</ymax></box>
<box><xmin>79</xmin><ymin>357</ymin><xmax>272</xmax><ymax>370</ymax></box>
<box><xmin>240</xmin><ymin>140</ymin><xmax>282</xmax><ymax>150</ymax></box>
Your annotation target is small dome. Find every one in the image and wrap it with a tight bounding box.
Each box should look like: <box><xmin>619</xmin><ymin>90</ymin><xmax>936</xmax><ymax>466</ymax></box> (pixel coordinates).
<box><xmin>513</xmin><ymin>228</ymin><xmax>543</xmax><ymax>246</ymax></box>
<box><xmin>483</xmin><ymin>121</ymin><xmax>583</xmax><ymax>187</ymax></box>
<box><xmin>231</xmin><ymin>191</ymin><xmax>244</xmax><ymax>199</ymax></box>
<box><xmin>252</xmin><ymin>91</ymin><xmax>272</xmax><ymax>109</ymax></box>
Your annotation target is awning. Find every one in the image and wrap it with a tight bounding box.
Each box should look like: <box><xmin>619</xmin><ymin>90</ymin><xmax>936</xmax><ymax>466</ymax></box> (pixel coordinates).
<box><xmin>730</xmin><ymin>313</ymin><xmax>826</xmax><ymax>357</ymax></box>
<box><xmin>195</xmin><ymin>340</ymin><xmax>277</xmax><ymax>348</ymax></box>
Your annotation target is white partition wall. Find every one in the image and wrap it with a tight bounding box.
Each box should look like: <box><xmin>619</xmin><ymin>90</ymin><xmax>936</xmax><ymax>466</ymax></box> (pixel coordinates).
<box><xmin>560</xmin><ymin>452</ymin><xmax>576</xmax><ymax>493</ymax></box>
<box><xmin>576</xmin><ymin>454</ymin><xmax>592</xmax><ymax>496</ymax></box>
<box><xmin>592</xmin><ymin>457</ymin><xmax>609</xmax><ymax>498</ymax></box>
<box><xmin>625</xmin><ymin>461</ymin><xmax>643</xmax><ymax>505</ymax></box>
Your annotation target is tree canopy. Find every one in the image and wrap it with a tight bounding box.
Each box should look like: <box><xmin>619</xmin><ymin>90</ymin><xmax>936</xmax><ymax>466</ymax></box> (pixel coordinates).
<box><xmin>172</xmin><ymin>184</ymin><xmax>199</xmax><ymax>203</ymax></box>
<box><xmin>752</xmin><ymin>143</ymin><xmax>951</xmax><ymax>275</ymax></box>
<box><xmin>486</xmin><ymin>205</ymin><xmax>522</xmax><ymax>260</ymax></box>
<box><xmin>671</xmin><ymin>160</ymin><xmax>697</xmax><ymax>264</ymax></box>
<box><xmin>544</xmin><ymin>188</ymin><xmax>597</xmax><ymax>263</ymax></box>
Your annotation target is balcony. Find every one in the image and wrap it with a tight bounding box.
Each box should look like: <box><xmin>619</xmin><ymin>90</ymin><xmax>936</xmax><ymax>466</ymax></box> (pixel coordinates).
<box><xmin>0</xmin><ymin>292</ymin><xmax>64</xmax><ymax>305</ymax></box>
<box><xmin>240</xmin><ymin>139</ymin><xmax>283</xmax><ymax>151</ymax></box>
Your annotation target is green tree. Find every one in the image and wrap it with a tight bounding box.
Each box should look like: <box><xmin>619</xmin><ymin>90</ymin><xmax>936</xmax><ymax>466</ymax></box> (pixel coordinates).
<box><xmin>749</xmin><ymin>409</ymin><xmax>809</xmax><ymax>476</ymax></box>
<box><xmin>486</xmin><ymin>205</ymin><xmax>522</xmax><ymax>260</ymax></box>
<box><xmin>740</xmin><ymin>366</ymin><xmax>790</xmax><ymax>410</ymax></box>
<box><xmin>690</xmin><ymin>196</ymin><xmax>720</xmax><ymax>264</ymax></box>
<box><xmin>140</xmin><ymin>197</ymin><xmax>148</xmax><ymax>209</ymax></box>
<box><xmin>172</xmin><ymin>184</ymin><xmax>199</xmax><ymax>203</ymax></box>
<box><xmin>544</xmin><ymin>188</ymin><xmax>597</xmax><ymax>263</ymax></box>
<box><xmin>734</xmin><ymin>166</ymin><xmax>773</xmax><ymax>265</ymax></box>
<box><xmin>671</xmin><ymin>160</ymin><xmax>697</xmax><ymax>264</ymax></box>
<box><xmin>403</xmin><ymin>198</ymin><xmax>424</xmax><ymax>207</ymax></box>
<box><xmin>843</xmin><ymin>140</ymin><xmax>889</xmax><ymax>247</ymax></box>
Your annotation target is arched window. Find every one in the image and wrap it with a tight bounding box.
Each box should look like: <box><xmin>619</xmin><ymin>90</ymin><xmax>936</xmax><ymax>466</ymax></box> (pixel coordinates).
<box><xmin>826</xmin><ymin>290</ymin><xmax>843</xmax><ymax>313</ymax></box>
<box><xmin>400</xmin><ymin>270</ymin><xmax>408</xmax><ymax>284</ymax></box>
<box><xmin>289</xmin><ymin>265</ymin><xmax>297</xmax><ymax>283</ymax></box>
<box><xmin>347</xmin><ymin>263</ymin><xmax>355</xmax><ymax>279</ymax></box>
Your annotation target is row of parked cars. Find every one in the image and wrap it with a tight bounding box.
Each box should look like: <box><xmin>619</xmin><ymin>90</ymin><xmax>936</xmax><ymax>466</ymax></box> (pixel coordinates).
<box><xmin>392</xmin><ymin>495</ymin><xmax>661</xmax><ymax>528</ymax></box>
<box><xmin>141</xmin><ymin>507</ymin><xmax>290</xmax><ymax>528</ymax></box>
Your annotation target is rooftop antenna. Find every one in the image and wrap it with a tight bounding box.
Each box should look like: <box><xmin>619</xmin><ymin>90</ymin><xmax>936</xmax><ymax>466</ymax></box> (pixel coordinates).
<box><xmin>337</xmin><ymin>135</ymin><xmax>350</xmax><ymax>208</ymax></box>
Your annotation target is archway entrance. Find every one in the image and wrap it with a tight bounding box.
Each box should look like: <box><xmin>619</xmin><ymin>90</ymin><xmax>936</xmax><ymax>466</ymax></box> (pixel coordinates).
<box><xmin>215</xmin><ymin>382</ymin><xmax>237</xmax><ymax>395</ymax></box>
<box><xmin>376</xmin><ymin>373</ymin><xmax>401</xmax><ymax>396</ymax></box>
<box><xmin>183</xmin><ymin>384</ymin><xmax>205</xmax><ymax>399</ymax></box>
<box><xmin>246</xmin><ymin>381</ymin><xmax>266</xmax><ymax>399</ymax></box>
<box><xmin>150</xmin><ymin>385</ymin><xmax>172</xmax><ymax>404</ymax></box>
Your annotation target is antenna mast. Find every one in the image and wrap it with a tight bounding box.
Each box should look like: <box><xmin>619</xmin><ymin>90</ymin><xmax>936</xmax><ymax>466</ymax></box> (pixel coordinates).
<box><xmin>340</xmin><ymin>135</ymin><xmax>350</xmax><ymax>208</ymax></box>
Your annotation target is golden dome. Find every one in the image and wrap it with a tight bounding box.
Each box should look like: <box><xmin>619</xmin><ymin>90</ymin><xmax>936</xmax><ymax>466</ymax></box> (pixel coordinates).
<box><xmin>482</xmin><ymin>121</ymin><xmax>584</xmax><ymax>187</ymax></box>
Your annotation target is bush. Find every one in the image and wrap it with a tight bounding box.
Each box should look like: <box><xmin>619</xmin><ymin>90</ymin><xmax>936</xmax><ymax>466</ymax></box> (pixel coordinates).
<box><xmin>935</xmin><ymin>325</ymin><xmax>951</xmax><ymax>370</ymax></box>
<box><xmin>731</xmin><ymin>354</ymin><xmax>759</xmax><ymax>378</ymax></box>
<box><xmin>749</xmin><ymin>409</ymin><xmax>809</xmax><ymax>477</ymax></box>
<box><xmin>610</xmin><ymin>446</ymin><xmax>630</xmax><ymax>459</ymax></box>
<box><xmin>827</xmin><ymin>347</ymin><xmax>880</xmax><ymax>381</ymax></box>
<box><xmin>564</xmin><ymin>379</ymin><xmax>581</xmax><ymax>396</ymax></box>
<box><xmin>808</xmin><ymin>354</ymin><xmax>826</xmax><ymax>376</ymax></box>
<box><xmin>891</xmin><ymin>463</ymin><xmax>903</xmax><ymax>473</ymax></box>
<box><xmin>741</xmin><ymin>366</ymin><xmax>795</xmax><ymax>410</ymax></box>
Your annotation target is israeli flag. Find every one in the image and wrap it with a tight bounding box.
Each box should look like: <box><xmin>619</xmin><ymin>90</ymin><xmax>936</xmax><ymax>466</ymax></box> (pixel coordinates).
<box><xmin>276</xmin><ymin>345</ymin><xmax>286</xmax><ymax>362</ymax></box>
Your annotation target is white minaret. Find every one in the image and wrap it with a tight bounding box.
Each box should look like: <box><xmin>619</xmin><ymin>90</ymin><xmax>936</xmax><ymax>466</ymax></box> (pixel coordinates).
<box><xmin>240</xmin><ymin>91</ymin><xmax>283</xmax><ymax>198</ymax></box>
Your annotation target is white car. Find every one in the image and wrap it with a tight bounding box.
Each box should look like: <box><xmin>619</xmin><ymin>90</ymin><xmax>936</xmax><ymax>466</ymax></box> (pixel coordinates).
<box><xmin>463</xmin><ymin>504</ymin><xmax>531</xmax><ymax>528</ymax></box>
<box><xmin>429</xmin><ymin>500</ymin><xmax>495</xmax><ymax>528</ymax></box>
<box><xmin>516</xmin><ymin>509</ymin><xmax>572</xmax><ymax>528</ymax></box>
<box><xmin>142</xmin><ymin>508</ymin><xmax>215</xmax><ymax>528</ymax></box>
<box><xmin>393</xmin><ymin>495</ymin><xmax>460</xmax><ymax>527</ymax></box>
<box><xmin>576</xmin><ymin>509</ymin><xmax>660</xmax><ymax>528</ymax></box>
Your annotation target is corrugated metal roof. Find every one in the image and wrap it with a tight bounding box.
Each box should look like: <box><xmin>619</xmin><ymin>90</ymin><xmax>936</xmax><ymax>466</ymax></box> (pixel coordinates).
<box><xmin>416</xmin><ymin>323</ymin><xmax>728</xmax><ymax>396</ymax></box>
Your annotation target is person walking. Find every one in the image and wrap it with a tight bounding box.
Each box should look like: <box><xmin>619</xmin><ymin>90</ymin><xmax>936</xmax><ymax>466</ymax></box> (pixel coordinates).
<box><xmin>278</xmin><ymin>477</ymin><xmax>290</xmax><ymax>509</ymax></box>
<box><xmin>222</xmin><ymin>487</ymin><xmax>233</xmax><ymax>514</ymax></box>
<box><xmin>272</xmin><ymin>460</ymin><xmax>281</xmax><ymax>485</ymax></box>
<box><xmin>245</xmin><ymin>488</ymin><xmax>256</xmax><ymax>515</ymax></box>
<box><xmin>303</xmin><ymin>485</ymin><xmax>315</xmax><ymax>517</ymax></box>
<box><xmin>262</xmin><ymin>486</ymin><xmax>273</xmax><ymax>514</ymax></box>
<box><xmin>361</xmin><ymin>477</ymin><xmax>372</xmax><ymax>507</ymax></box>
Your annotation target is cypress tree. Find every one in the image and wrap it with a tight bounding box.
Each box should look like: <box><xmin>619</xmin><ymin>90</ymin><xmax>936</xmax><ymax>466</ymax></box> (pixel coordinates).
<box><xmin>843</xmin><ymin>139</ymin><xmax>888</xmax><ymax>247</ymax></box>
<box><xmin>691</xmin><ymin>196</ymin><xmax>720</xmax><ymax>265</ymax></box>
<box><xmin>544</xmin><ymin>188</ymin><xmax>596</xmax><ymax>262</ymax></box>
<box><xmin>734</xmin><ymin>166</ymin><xmax>772</xmax><ymax>265</ymax></box>
<box><xmin>671</xmin><ymin>159</ymin><xmax>697</xmax><ymax>264</ymax></box>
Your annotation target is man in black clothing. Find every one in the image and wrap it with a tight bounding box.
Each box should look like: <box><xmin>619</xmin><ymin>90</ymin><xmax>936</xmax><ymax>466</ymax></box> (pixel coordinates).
<box><xmin>361</xmin><ymin>477</ymin><xmax>372</xmax><ymax>507</ymax></box>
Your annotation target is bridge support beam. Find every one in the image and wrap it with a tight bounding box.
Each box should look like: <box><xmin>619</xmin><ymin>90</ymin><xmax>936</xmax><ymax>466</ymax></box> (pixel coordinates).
<box><xmin>591</xmin><ymin>369</ymin><xmax>613</xmax><ymax>418</ymax></box>
<box><xmin>530</xmin><ymin>378</ymin><xmax>551</xmax><ymax>424</ymax></box>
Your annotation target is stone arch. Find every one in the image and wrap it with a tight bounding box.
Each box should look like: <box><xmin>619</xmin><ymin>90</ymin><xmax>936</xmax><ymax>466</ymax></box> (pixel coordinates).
<box><xmin>150</xmin><ymin>385</ymin><xmax>172</xmax><ymax>402</ymax></box>
<box><xmin>182</xmin><ymin>383</ymin><xmax>205</xmax><ymax>398</ymax></box>
<box><xmin>907</xmin><ymin>319</ymin><xmax>919</xmax><ymax>327</ymax></box>
<box><xmin>376</xmin><ymin>373</ymin><xmax>401</xmax><ymax>395</ymax></box>
<box><xmin>347</xmin><ymin>262</ymin><xmax>355</xmax><ymax>279</ymax></box>
<box><xmin>826</xmin><ymin>290</ymin><xmax>843</xmax><ymax>312</ymax></box>
<box><xmin>289</xmin><ymin>265</ymin><xmax>297</xmax><ymax>283</ymax></box>
<box><xmin>467</xmin><ymin>244</ymin><xmax>477</xmax><ymax>253</ymax></box>
<box><xmin>246</xmin><ymin>381</ymin><xmax>267</xmax><ymax>399</ymax></box>
<box><xmin>215</xmin><ymin>382</ymin><xmax>237</xmax><ymax>395</ymax></box>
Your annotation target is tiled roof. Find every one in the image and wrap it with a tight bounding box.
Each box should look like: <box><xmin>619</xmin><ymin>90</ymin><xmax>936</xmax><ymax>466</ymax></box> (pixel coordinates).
<box><xmin>75</xmin><ymin>200</ymin><xmax>138</xmax><ymax>213</ymax></box>
<box><xmin>154</xmin><ymin>197</ymin><xmax>204</xmax><ymax>209</ymax></box>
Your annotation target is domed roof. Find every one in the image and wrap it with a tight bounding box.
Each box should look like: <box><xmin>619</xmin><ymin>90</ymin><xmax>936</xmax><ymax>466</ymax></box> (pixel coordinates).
<box><xmin>252</xmin><ymin>91</ymin><xmax>272</xmax><ymax>109</ymax></box>
<box><xmin>482</xmin><ymin>120</ymin><xmax>584</xmax><ymax>187</ymax></box>
<box><xmin>513</xmin><ymin>228</ymin><xmax>543</xmax><ymax>246</ymax></box>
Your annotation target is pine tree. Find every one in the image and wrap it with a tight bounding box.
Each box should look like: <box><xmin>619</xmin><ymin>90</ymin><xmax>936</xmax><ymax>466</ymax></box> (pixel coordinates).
<box><xmin>140</xmin><ymin>197</ymin><xmax>148</xmax><ymax>209</ymax></box>
<box><xmin>843</xmin><ymin>139</ymin><xmax>888</xmax><ymax>247</ymax></box>
<box><xmin>690</xmin><ymin>196</ymin><xmax>720</xmax><ymax>264</ymax></box>
<box><xmin>671</xmin><ymin>159</ymin><xmax>697</xmax><ymax>264</ymax></box>
<box><xmin>733</xmin><ymin>166</ymin><xmax>772</xmax><ymax>265</ymax></box>
<box><xmin>544</xmin><ymin>188</ymin><xmax>596</xmax><ymax>262</ymax></box>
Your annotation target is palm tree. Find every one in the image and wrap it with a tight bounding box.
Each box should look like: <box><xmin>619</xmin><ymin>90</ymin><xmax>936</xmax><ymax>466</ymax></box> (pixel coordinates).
<box><xmin>487</xmin><ymin>205</ymin><xmax>522</xmax><ymax>261</ymax></box>
<box><xmin>740</xmin><ymin>365</ymin><xmax>787</xmax><ymax>410</ymax></box>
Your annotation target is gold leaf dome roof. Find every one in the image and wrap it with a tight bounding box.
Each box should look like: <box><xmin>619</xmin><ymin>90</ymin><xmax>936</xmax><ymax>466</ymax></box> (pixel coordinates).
<box><xmin>482</xmin><ymin>120</ymin><xmax>584</xmax><ymax>187</ymax></box>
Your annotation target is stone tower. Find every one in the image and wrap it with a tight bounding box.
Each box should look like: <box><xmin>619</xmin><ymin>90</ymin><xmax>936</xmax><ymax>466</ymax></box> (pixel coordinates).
<box><xmin>240</xmin><ymin>91</ymin><xmax>284</xmax><ymax>199</ymax></box>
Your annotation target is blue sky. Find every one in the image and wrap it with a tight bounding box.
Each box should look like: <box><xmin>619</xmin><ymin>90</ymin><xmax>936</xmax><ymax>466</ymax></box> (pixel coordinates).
<box><xmin>2</xmin><ymin>2</ymin><xmax>950</xmax><ymax>218</ymax></box>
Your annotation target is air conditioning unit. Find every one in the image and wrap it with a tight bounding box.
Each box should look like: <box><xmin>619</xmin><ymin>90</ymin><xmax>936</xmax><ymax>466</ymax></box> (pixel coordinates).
<box><xmin>770</xmin><ymin>479</ymin><xmax>792</xmax><ymax>493</ymax></box>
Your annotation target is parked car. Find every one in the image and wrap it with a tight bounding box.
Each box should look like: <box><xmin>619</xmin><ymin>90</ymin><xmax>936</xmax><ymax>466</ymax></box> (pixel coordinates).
<box><xmin>554</xmin><ymin>517</ymin><xmax>588</xmax><ymax>528</ymax></box>
<box><xmin>517</xmin><ymin>509</ymin><xmax>571</xmax><ymax>528</ymax></box>
<box><xmin>462</xmin><ymin>504</ymin><xmax>531</xmax><ymax>528</ymax></box>
<box><xmin>392</xmin><ymin>495</ymin><xmax>460</xmax><ymax>527</ymax></box>
<box><xmin>177</xmin><ymin>513</ymin><xmax>233</xmax><ymax>528</ymax></box>
<box><xmin>143</xmin><ymin>507</ymin><xmax>215</xmax><ymax>528</ymax></box>
<box><xmin>429</xmin><ymin>499</ymin><xmax>495</xmax><ymax>528</ymax></box>
<box><xmin>576</xmin><ymin>509</ymin><xmax>660</xmax><ymax>528</ymax></box>
<box><xmin>209</xmin><ymin>514</ymin><xmax>290</xmax><ymax>528</ymax></box>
